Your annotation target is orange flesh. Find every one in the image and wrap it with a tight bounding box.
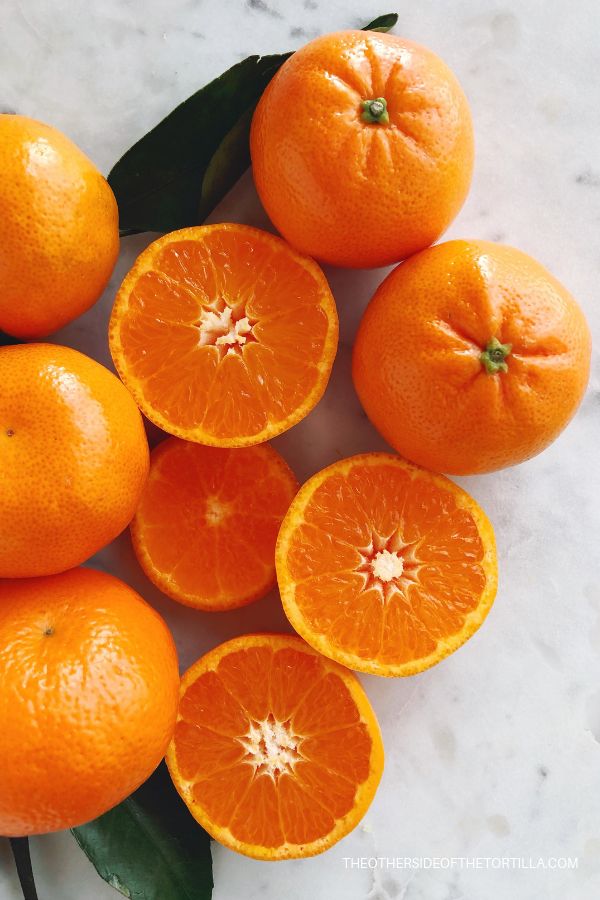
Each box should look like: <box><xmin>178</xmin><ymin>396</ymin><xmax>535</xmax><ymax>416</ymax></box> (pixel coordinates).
<box><xmin>110</xmin><ymin>225</ymin><xmax>338</xmax><ymax>446</ymax></box>
<box><xmin>131</xmin><ymin>439</ymin><xmax>298</xmax><ymax>610</ymax></box>
<box><xmin>277</xmin><ymin>454</ymin><xmax>497</xmax><ymax>676</ymax></box>
<box><xmin>167</xmin><ymin>635</ymin><xmax>383</xmax><ymax>858</ymax></box>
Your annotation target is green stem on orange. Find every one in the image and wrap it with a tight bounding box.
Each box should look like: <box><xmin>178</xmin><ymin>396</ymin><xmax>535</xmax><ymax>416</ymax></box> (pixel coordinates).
<box><xmin>361</xmin><ymin>97</ymin><xmax>389</xmax><ymax>124</ymax></box>
<box><xmin>480</xmin><ymin>337</ymin><xmax>512</xmax><ymax>374</ymax></box>
<box><xmin>9</xmin><ymin>838</ymin><xmax>39</xmax><ymax>900</ymax></box>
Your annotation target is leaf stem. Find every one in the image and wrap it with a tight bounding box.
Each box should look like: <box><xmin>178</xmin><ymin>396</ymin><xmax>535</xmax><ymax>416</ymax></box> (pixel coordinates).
<box><xmin>9</xmin><ymin>838</ymin><xmax>39</xmax><ymax>900</ymax></box>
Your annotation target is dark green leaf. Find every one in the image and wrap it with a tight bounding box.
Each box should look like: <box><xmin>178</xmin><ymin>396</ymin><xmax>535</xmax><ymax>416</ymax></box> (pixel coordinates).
<box><xmin>0</xmin><ymin>332</ymin><xmax>21</xmax><ymax>346</ymax></box>
<box><xmin>109</xmin><ymin>53</ymin><xmax>290</xmax><ymax>235</ymax></box>
<box><xmin>362</xmin><ymin>13</ymin><xmax>399</xmax><ymax>32</ymax></box>
<box><xmin>197</xmin><ymin>106</ymin><xmax>254</xmax><ymax>222</ymax></box>
<box><xmin>72</xmin><ymin>762</ymin><xmax>212</xmax><ymax>900</ymax></box>
<box><xmin>109</xmin><ymin>14</ymin><xmax>398</xmax><ymax>236</ymax></box>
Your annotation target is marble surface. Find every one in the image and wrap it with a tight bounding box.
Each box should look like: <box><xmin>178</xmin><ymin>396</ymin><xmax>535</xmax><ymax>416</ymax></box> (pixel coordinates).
<box><xmin>1</xmin><ymin>1</ymin><xmax>600</xmax><ymax>898</ymax></box>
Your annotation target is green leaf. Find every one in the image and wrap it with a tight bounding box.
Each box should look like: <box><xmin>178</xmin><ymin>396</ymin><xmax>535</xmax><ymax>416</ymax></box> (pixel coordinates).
<box><xmin>109</xmin><ymin>53</ymin><xmax>290</xmax><ymax>236</ymax></box>
<box><xmin>362</xmin><ymin>13</ymin><xmax>399</xmax><ymax>32</ymax></box>
<box><xmin>72</xmin><ymin>762</ymin><xmax>212</xmax><ymax>900</ymax></box>
<box><xmin>109</xmin><ymin>14</ymin><xmax>398</xmax><ymax>236</ymax></box>
<box><xmin>197</xmin><ymin>106</ymin><xmax>254</xmax><ymax>222</ymax></box>
<box><xmin>0</xmin><ymin>332</ymin><xmax>21</xmax><ymax>346</ymax></box>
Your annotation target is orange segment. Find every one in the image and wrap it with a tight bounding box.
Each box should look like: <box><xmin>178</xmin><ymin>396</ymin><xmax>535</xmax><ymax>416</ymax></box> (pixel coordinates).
<box><xmin>294</xmin><ymin>760</ymin><xmax>358</xmax><ymax>819</ymax></box>
<box><xmin>276</xmin><ymin>453</ymin><xmax>498</xmax><ymax>676</ymax></box>
<box><xmin>166</xmin><ymin>634</ymin><xmax>383</xmax><ymax>860</ymax></box>
<box><xmin>109</xmin><ymin>224</ymin><xmax>339</xmax><ymax>447</ymax></box>
<box><xmin>131</xmin><ymin>438</ymin><xmax>298</xmax><ymax>610</ymax></box>
<box><xmin>191</xmin><ymin>764</ymin><xmax>254</xmax><ymax>826</ymax></box>
<box><xmin>172</xmin><ymin>722</ymin><xmax>246</xmax><ymax>780</ymax></box>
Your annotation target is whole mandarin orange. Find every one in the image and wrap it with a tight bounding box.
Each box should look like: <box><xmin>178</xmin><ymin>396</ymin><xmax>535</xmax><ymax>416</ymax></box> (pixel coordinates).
<box><xmin>0</xmin><ymin>343</ymin><xmax>149</xmax><ymax>577</ymax></box>
<box><xmin>353</xmin><ymin>240</ymin><xmax>591</xmax><ymax>474</ymax></box>
<box><xmin>0</xmin><ymin>115</ymin><xmax>119</xmax><ymax>338</ymax></box>
<box><xmin>0</xmin><ymin>567</ymin><xmax>179</xmax><ymax>836</ymax></box>
<box><xmin>250</xmin><ymin>30</ymin><xmax>474</xmax><ymax>269</ymax></box>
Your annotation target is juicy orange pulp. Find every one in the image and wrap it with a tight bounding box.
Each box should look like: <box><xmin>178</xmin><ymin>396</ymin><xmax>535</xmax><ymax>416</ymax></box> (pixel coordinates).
<box><xmin>109</xmin><ymin>224</ymin><xmax>339</xmax><ymax>447</ymax></box>
<box><xmin>277</xmin><ymin>454</ymin><xmax>498</xmax><ymax>676</ymax></box>
<box><xmin>166</xmin><ymin>634</ymin><xmax>384</xmax><ymax>859</ymax></box>
<box><xmin>131</xmin><ymin>439</ymin><xmax>298</xmax><ymax>610</ymax></box>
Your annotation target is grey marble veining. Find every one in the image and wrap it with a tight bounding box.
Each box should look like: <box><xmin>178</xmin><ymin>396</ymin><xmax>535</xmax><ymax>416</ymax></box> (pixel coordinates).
<box><xmin>1</xmin><ymin>1</ymin><xmax>599</xmax><ymax>899</ymax></box>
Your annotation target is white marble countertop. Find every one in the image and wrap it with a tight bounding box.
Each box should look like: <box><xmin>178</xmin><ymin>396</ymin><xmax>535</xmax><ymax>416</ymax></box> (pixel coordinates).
<box><xmin>1</xmin><ymin>1</ymin><xmax>599</xmax><ymax>898</ymax></box>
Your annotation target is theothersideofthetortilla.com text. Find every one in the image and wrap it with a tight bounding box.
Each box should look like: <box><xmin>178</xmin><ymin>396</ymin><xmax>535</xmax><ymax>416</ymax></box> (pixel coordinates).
<box><xmin>341</xmin><ymin>856</ymin><xmax>578</xmax><ymax>870</ymax></box>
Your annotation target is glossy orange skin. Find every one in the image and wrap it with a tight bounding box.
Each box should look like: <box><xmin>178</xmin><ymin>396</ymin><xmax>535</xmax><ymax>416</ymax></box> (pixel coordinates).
<box><xmin>0</xmin><ymin>344</ymin><xmax>149</xmax><ymax>577</ymax></box>
<box><xmin>0</xmin><ymin>567</ymin><xmax>180</xmax><ymax>836</ymax></box>
<box><xmin>0</xmin><ymin>115</ymin><xmax>119</xmax><ymax>338</ymax></box>
<box><xmin>251</xmin><ymin>30</ymin><xmax>474</xmax><ymax>269</ymax></box>
<box><xmin>353</xmin><ymin>241</ymin><xmax>592</xmax><ymax>474</ymax></box>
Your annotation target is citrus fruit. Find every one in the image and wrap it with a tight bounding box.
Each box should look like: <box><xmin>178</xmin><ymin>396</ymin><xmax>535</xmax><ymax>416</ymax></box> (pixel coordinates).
<box><xmin>276</xmin><ymin>453</ymin><xmax>497</xmax><ymax>677</ymax></box>
<box><xmin>250</xmin><ymin>30</ymin><xmax>474</xmax><ymax>269</ymax></box>
<box><xmin>166</xmin><ymin>633</ymin><xmax>383</xmax><ymax>859</ymax></box>
<box><xmin>0</xmin><ymin>114</ymin><xmax>119</xmax><ymax>339</ymax></box>
<box><xmin>109</xmin><ymin>223</ymin><xmax>338</xmax><ymax>446</ymax></box>
<box><xmin>0</xmin><ymin>567</ymin><xmax>179</xmax><ymax>836</ymax></box>
<box><xmin>131</xmin><ymin>438</ymin><xmax>298</xmax><ymax>610</ymax></box>
<box><xmin>0</xmin><ymin>343</ymin><xmax>149</xmax><ymax>578</ymax></box>
<box><xmin>353</xmin><ymin>240</ymin><xmax>592</xmax><ymax>475</ymax></box>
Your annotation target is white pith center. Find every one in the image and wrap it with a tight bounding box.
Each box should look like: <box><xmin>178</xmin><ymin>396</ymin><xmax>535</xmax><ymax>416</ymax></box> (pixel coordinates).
<box><xmin>205</xmin><ymin>496</ymin><xmax>229</xmax><ymax>526</ymax></box>
<box><xmin>237</xmin><ymin>716</ymin><xmax>302</xmax><ymax>779</ymax></box>
<box><xmin>371</xmin><ymin>549</ymin><xmax>404</xmax><ymax>583</ymax></box>
<box><xmin>198</xmin><ymin>304</ymin><xmax>253</xmax><ymax>348</ymax></box>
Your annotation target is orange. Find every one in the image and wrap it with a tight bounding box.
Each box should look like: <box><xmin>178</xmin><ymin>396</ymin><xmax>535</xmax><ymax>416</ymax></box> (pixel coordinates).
<box><xmin>166</xmin><ymin>633</ymin><xmax>383</xmax><ymax>859</ymax></box>
<box><xmin>109</xmin><ymin>224</ymin><xmax>338</xmax><ymax>446</ymax></box>
<box><xmin>132</xmin><ymin>438</ymin><xmax>298</xmax><ymax>610</ymax></box>
<box><xmin>0</xmin><ymin>343</ymin><xmax>149</xmax><ymax>578</ymax></box>
<box><xmin>0</xmin><ymin>115</ymin><xmax>119</xmax><ymax>339</ymax></box>
<box><xmin>250</xmin><ymin>30</ymin><xmax>474</xmax><ymax>269</ymax></box>
<box><xmin>0</xmin><ymin>567</ymin><xmax>179</xmax><ymax>836</ymax></box>
<box><xmin>353</xmin><ymin>240</ymin><xmax>592</xmax><ymax>475</ymax></box>
<box><xmin>276</xmin><ymin>453</ymin><xmax>497</xmax><ymax>677</ymax></box>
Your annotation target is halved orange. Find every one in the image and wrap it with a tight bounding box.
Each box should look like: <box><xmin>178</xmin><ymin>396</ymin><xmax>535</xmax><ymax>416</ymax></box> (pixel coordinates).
<box><xmin>166</xmin><ymin>633</ymin><xmax>383</xmax><ymax>859</ymax></box>
<box><xmin>131</xmin><ymin>438</ymin><xmax>298</xmax><ymax>610</ymax></box>
<box><xmin>109</xmin><ymin>224</ymin><xmax>338</xmax><ymax>446</ymax></box>
<box><xmin>276</xmin><ymin>453</ymin><xmax>497</xmax><ymax>676</ymax></box>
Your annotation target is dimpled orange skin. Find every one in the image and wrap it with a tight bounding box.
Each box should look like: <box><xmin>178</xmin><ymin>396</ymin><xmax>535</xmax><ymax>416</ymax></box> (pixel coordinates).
<box><xmin>0</xmin><ymin>343</ymin><xmax>149</xmax><ymax>578</ymax></box>
<box><xmin>352</xmin><ymin>240</ymin><xmax>592</xmax><ymax>475</ymax></box>
<box><xmin>0</xmin><ymin>567</ymin><xmax>180</xmax><ymax>836</ymax></box>
<box><xmin>250</xmin><ymin>30</ymin><xmax>474</xmax><ymax>269</ymax></box>
<box><xmin>0</xmin><ymin>115</ymin><xmax>119</xmax><ymax>339</ymax></box>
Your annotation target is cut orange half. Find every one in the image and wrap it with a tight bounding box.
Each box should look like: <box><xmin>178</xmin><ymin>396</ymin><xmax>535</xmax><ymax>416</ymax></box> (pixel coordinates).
<box><xmin>166</xmin><ymin>633</ymin><xmax>384</xmax><ymax>860</ymax></box>
<box><xmin>276</xmin><ymin>453</ymin><xmax>498</xmax><ymax>676</ymax></box>
<box><xmin>109</xmin><ymin>224</ymin><xmax>338</xmax><ymax>446</ymax></box>
<box><xmin>131</xmin><ymin>438</ymin><xmax>298</xmax><ymax>610</ymax></box>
